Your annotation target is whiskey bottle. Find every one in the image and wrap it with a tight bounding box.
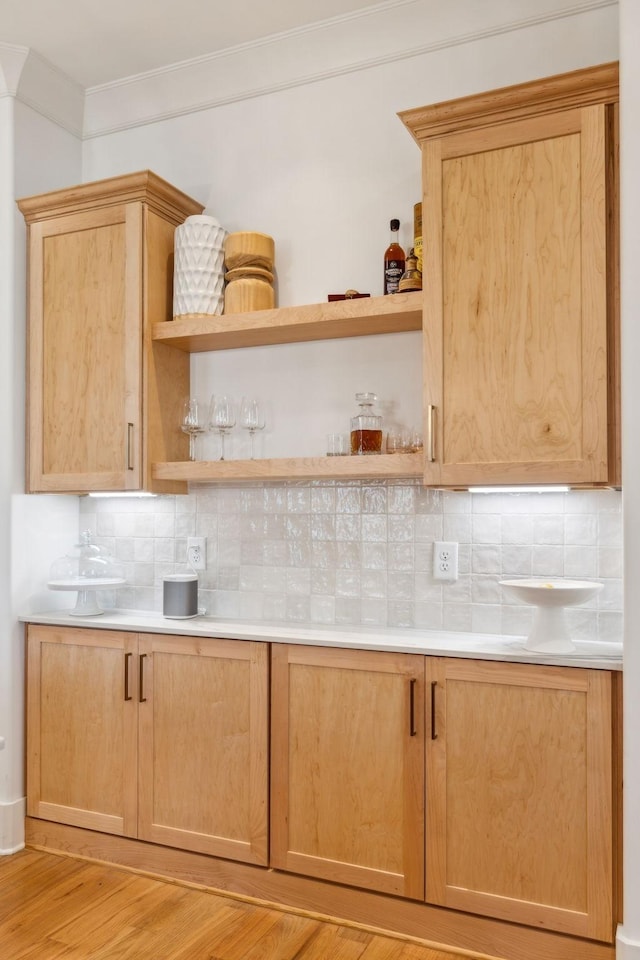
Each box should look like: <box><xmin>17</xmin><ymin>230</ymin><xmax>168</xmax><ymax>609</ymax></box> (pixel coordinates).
<box><xmin>398</xmin><ymin>247</ymin><xmax>422</xmax><ymax>292</ymax></box>
<box><xmin>383</xmin><ymin>219</ymin><xmax>405</xmax><ymax>295</ymax></box>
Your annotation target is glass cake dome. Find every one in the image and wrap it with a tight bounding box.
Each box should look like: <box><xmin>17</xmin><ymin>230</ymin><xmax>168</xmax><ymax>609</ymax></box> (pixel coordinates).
<box><xmin>48</xmin><ymin>531</ymin><xmax>126</xmax><ymax>616</ymax></box>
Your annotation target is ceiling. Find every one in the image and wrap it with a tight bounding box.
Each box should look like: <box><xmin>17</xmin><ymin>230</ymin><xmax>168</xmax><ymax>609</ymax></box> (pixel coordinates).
<box><xmin>0</xmin><ymin>0</ymin><xmax>384</xmax><ymax>88</ymax></box>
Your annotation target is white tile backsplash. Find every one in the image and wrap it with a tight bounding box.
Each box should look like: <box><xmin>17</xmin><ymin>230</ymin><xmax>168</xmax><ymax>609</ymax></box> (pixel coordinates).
<box><xmin>80</xmin><ymin>483</ymin><xmax>623</xmax><ymax>642</ymax></box>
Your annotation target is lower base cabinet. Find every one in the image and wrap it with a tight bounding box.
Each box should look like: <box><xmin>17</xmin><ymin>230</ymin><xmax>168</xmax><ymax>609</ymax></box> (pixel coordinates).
<box><xmin>426</xmin><ymin>657</ymin><xmax>616</xmax><ymax>942</ymax></box>
<box><xmin>25</xmin><ymin>623</ymin><xmax>619</xmax><ymax>953</ymax></box>
<box><xmin>26</xmin><ymin>624</ymin><xmax>269</xmax><ymax>865</ymax></box>
<box><xmin>270</xmin><ymin>643</ymin><xmax>426</xmax><ymax>898</ymax></box>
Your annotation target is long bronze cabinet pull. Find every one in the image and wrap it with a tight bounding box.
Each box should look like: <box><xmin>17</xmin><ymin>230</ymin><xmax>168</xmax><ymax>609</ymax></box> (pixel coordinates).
<box><xmin>409</xmin><ymin>678</ymin><xmax>417</xmax><ymax>736</ymax></box>
<box><xmin>126</xmin><ymin>422</ymin><xmax>135</xmax><ymax>471</ymax></box>
<box><xmin>426</xmin><ymin>405</ymin><xmax>436</xmax><ymax>462</ymax></box>
<box><xmin>139</xmin><ymin>653</ymin><xmax>147</xmax><ymax>702</ymax></box>
<box><xmin>124</xmin><ymin>651</ymin><xmax>148</xmax><ymax>702</ymax></box>
<box><xmin>123</xmin><ymin>652</ymin><xmax>133</xmax><ymax>701</ymax></box>
<box><xmin>430</xmin><ymin>680</ymin><xmax>438</xmax><ymax>740</ymax></box>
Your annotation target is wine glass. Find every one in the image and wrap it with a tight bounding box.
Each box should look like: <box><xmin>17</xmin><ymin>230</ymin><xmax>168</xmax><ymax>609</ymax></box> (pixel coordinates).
<box><xmin>181</xmin><ymin>398</ymin><xmax>207</xmax><ymax>461</ymax></box>
<box><xmin>209</xmin><ymin>395</ymin><xmax>236</xmax><ymax>460</ymax></box>
<box><xmin>239</xmin><ymin>397</ymin><xmax>266</xmax><ymax>459</ymax></box>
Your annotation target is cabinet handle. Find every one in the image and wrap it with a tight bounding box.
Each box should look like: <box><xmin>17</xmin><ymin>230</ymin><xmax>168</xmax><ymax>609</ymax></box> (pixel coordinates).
<box><xmin>127</xmin><ymin>422</ymin><xmax>134</xmax><ymax>471</ymax></box>
<box><xmin>139</xmin><ymin>653</ymin><xmax>147</xmax><ymax>702</ymax></box>
<box><xmin>409</xmin><ymin>678</ymin><xmax>417</xmax><ymax>737</ymax></box>
<box><xmin>430</xmin><ymin>681</ymin><xmax>438</xmax><ymax>740</ymax></box>
<box><xmin>427</xmin><ymin>405</ymin><xmax>436</xmax><ymax>462</ymax></box>
<box><xmin>124</xmin><ymin>652</ymin><xmax>133</xmax><ymax>701</ymax></box>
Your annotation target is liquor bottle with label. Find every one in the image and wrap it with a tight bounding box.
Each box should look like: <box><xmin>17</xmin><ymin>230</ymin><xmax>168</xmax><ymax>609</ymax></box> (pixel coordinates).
<box><xmin>383</xmin><ymin>219</ymin><xmax>405</xmax><ymax>295</ymax></box>
<box><xmin>398</xmin><ymin>247</ymin><xmax>422</xmax><ymax>292</ymax></box>
<box><xmin>413</xmin><ymin>202</ymin><xmax>423</xmax><ymax>274</ymax></box>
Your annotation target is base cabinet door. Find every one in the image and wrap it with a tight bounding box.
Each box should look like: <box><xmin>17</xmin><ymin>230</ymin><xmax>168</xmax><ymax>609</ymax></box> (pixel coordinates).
<box><xmin>26</xmin><ymin>624</ymin><xmax>138</xmax><ymax>837</ymax></box>
<box><xmin>137</xmin><ymin>634</ymin><xmax>269</xmax><ymax>865</ymax></box>
<box><xmin>270</xmin><ymin>644</ymin><xmax>425</xmax><ymax>898</ymax></box>
<box><xmin>426</xmin><ymin>657</ymin><xmax>615</xmax><ymax>942</ymax></box>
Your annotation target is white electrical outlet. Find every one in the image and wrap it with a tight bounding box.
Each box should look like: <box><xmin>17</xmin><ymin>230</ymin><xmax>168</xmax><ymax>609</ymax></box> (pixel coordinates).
<box><xmin>433</xmin><ymin>541</ymin><xmax>459</xmax><ymax>581</ymax></box>
<box><xmin>187</xmin><ymin>536</ymin><xmax>206</xmax><ymax>571</ymax></box>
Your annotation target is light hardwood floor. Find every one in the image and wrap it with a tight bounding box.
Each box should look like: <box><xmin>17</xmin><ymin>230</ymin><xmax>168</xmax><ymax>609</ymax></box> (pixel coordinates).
<box><xmin>0</xmin><ymin>849</ymin><xmax>493</xmax><ymax>960</ymax></box>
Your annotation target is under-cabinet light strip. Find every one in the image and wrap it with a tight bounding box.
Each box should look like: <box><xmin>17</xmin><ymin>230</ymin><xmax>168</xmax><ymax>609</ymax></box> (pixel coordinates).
<box><xmin>469</xmin><ymin>486</ymin><xmax>570</xmax><ymax>494</ymax></box>
<box><xmin>87</xmin><ymin>492</ymin><xmax>158</xmax><ymax>498</ymax></box>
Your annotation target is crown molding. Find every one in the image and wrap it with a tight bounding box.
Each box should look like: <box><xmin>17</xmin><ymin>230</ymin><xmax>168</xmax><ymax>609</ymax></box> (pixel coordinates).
<box><xmin>0</xmin><ymin>43</ymin><xmax>29</xmax><ymax>96</ymax></box>
<box><xmin>1</xmin><ymin>0</ymin><xmax>618</xmax><ymax>141</ymax></box>
<box><xmin>400</xmin><ymin>60</ymin><xmax>619</xmax><ymax>142</ymax></box>
<box><xmin>83</xmin><ymin>0</ymin><xmax>618</xmax><ymax>140</ymax></box>
<box><xmin>0</xmin><ymin>43</ymin><xmax>84</xmax><ymax>139</ymax></box>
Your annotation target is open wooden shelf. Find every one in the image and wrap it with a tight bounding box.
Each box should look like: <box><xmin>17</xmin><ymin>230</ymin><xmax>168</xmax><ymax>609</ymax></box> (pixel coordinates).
<box><xmin>152</xmin><ymin>453</ymin><xmax>423</xmax><ymax>484</ymax></box>
<box><xmin>152</xmin><ymin>291</ymin><xmax>423</xmax><ymax>352</ymax></box>
<box><xmin>151</xmin><ymin>292</ymin><xmax>424</xmax><ymax>484</ymax></box>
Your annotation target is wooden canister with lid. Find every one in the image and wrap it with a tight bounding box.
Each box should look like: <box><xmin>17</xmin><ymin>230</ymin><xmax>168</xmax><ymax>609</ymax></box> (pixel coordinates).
<box><xmin>224</xmin><ymin>232</ymin><xmax>275</xmax><ymax>313</ymax></box>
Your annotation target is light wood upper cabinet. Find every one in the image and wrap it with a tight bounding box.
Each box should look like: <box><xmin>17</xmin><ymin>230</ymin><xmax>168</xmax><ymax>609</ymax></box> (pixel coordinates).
<box><xmin>270</xmin><ymin>643</ymin><xmax>425</xmax><ymax>899</ymax></box>
<box><xmin>425</xmin><ymin>657</ymin><xmax>616</xmax><ymax>942</ymax></box>
<box><xmin>26</xmin><ymin>625</ymin><xmax>270</xmax><ymax>866</ymax></box>
<box><xmin>18</xmin><ymin>171</ymin><xmax>202</xmax><ymax>494</ymax></box>
<box><xmin>400</xmin><ymin>62</ymin><xmax>620</xmax><ymax>487</ymax></box>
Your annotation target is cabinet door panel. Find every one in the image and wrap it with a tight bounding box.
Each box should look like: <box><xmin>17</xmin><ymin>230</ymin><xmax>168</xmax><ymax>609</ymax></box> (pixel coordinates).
<box><xmin>28</xmin><ymin>204</ymin><xmax>142</xmax><ymax>492</ymax></box>
<box><xmin>271</xmin><ymin>644</ymin><xmax>425</xmax><ymax>898</ymax></box>
<box><xmin>26</xmin><ymin>625</ymin><xmax>138</xmax><ymax>836</ymax></box>
<box><xmin>426</xmin><ymin>657</ymin><xmax>614</xmax><ymax>941</ymax></box>
<box><xmin>423</xmin><ymin>105</ymin><xmax>612</xmax><ymax>485</ymax></box>
<box><xmin>137</xmin><ymin>635</ymin><xmax>269</xmax><ymax>865</ymax></box>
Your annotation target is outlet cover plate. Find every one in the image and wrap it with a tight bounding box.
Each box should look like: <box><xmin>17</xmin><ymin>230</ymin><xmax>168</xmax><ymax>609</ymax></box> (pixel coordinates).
<box><xmin>433</xmin><ymin>541</ymin><xmax>459</xmax><ymax>581</ymax></box>
<box><xmin>187</xmin><ymin>536</ymin><xmax>206</xmax><ymax>571</ymax></box>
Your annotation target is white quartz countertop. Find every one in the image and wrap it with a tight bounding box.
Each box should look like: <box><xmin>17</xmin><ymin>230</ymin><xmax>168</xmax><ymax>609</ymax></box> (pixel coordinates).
<box><xmin>20</xmin><ymin>609</ymin><xmax>623</xmax><ymax>670</ymax></box>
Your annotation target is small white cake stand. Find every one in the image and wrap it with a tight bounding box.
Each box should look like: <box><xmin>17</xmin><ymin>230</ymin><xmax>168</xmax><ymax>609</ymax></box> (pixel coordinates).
<box><xmin>499</xmin><ymin>578</ymin><xmax>603</xmax><ymax>653</ymax></box>
<box><xmin>47</xmin><ymin>578</ymin><xmax>126</xmax><ymax>616</ymax></box>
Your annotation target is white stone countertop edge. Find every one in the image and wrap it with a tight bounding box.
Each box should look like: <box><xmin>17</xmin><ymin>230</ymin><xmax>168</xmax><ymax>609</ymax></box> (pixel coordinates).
<box><xmin>19</xmin><ymin>609</ymin><xmax>623</xmax><ymax>671</ymax></box>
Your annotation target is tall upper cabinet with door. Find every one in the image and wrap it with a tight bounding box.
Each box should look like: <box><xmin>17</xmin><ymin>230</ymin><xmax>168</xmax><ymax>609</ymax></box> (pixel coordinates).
<box><xmin>18</xmin><ymin>171</ymin><xmax>203</xmax><ymax>494</ymax></box>
<box><xmin>399</xmin><ymin>62</ymin><xmax>620</xmax><ymax>487</ymax></box>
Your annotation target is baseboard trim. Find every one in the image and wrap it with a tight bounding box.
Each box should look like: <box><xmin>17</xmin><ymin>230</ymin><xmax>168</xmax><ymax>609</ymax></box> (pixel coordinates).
<box><xmin>617</xmin><ymin>928</ymin><xmax>640</xmax><ymax>959</ymax></box>
<box><xmin>26</xmin><ymin>817</ymin><xmax>615</xmax><ymax>960</ymax></box>
<box><xmin>0</xmin><ymin>798</ymin><xmax>25</xmax><ymax>855</ymax></box>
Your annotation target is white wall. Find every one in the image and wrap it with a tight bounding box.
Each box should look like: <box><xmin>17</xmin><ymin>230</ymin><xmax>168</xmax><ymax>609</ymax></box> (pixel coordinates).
<box><xmin>0</xmin><ymin>92</ymin><xmax>20</xmax><ymax>852</ymax></box>
<box><xmin>0</xmin><ymin>88</ymin><xmax>81</xmax><ymax>851</ymax></box>
<box><xmin>618</xmin><ymin>1</ymin><xmax>640</xmax><ymax>953</ymax></box>
<box><xmin>83</xmin><ymin>4</ymin><xmax>618</xmax><ymax>309</ymax></box>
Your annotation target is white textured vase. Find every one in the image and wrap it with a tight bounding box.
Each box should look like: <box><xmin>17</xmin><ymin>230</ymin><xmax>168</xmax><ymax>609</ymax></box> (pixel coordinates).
<box><xmin>173</xmin><ymin>215</ymin><xmax>227</xmax><ymax>317</ymax></box>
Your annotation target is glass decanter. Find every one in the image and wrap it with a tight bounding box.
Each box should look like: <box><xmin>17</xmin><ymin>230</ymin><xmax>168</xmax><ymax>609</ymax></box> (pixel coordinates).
<box><xmin>350</xmin><ymin>392</ymin><xmax>382</xmax><ymax>455</ymax></box>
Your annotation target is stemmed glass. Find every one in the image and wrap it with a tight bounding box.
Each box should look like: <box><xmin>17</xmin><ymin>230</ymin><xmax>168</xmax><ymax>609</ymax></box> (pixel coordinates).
<box><xmin>209</xmin><ymin>395</ymin><xmax>236</xmax><ymax>460</ymax></box>
<box><xmin>239</xmin><ymin>397</ymin><xmax>266</xmax><ymax>460</ymax></box>
<box><xmin>181</xmin><ymin>398</ymin><xmax>207</xmax><ymax>461</ymax></box>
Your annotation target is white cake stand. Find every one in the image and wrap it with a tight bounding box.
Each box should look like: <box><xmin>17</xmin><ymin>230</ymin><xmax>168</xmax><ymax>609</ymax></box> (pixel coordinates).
<box><xmin>499</xmin><ymin>578</ymin><xmax>603</xmax><ymax>653</ymax></box>
<box><xmin>47</xmin><ymin>578</ymin><xmax>126</xmax><ymax>616</ymax></box>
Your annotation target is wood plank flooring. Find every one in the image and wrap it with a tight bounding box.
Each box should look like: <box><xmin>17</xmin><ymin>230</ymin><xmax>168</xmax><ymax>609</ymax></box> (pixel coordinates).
<box><xmin>0</xmin><ymin>849</ymin><xmax>491</xmax><ymax>960</ymax></box>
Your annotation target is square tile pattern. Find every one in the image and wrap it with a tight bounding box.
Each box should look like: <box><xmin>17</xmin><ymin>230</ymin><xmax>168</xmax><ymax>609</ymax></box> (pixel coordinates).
<box><xmin>80</xmin><ymin>485</ymin><xmax>622</xmax><ymax>642</ymax></box>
